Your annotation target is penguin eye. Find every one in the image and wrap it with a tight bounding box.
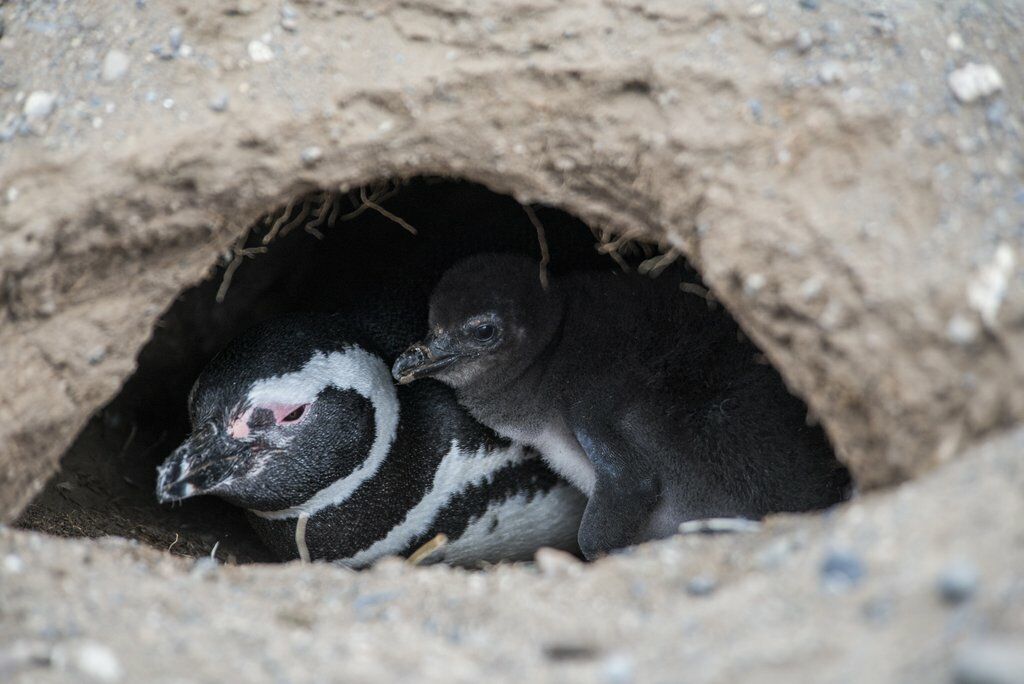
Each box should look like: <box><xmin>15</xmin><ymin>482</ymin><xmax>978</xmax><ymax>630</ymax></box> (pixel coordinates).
<box><xmin>271</xmin><ymin>403</ymin><xmax>309</xmax><ymax>425</ymax></box>
<box><xmin>281</xmin><ymin>406</ymin><xmax>306</xmax><ymax>422</ymax></box>
<box><xmin>474</xmin><ymin>323</ymin><xmax>496</xmax><ymax>342</ymax></box>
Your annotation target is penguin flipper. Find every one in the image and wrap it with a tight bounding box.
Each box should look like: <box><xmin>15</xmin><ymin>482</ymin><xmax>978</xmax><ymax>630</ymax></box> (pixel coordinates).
<box><xmin>574</xmin><ymin>427</ymin><xmax>660</xmax><ymax>560</ymax></box>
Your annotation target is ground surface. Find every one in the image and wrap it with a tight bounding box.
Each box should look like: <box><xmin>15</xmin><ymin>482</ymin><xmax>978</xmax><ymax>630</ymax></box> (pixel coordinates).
<box><xmin>2</xmin><ymin>428</ymin><xmax>1023</xmax><ymax>683</ymax></box>
<box><xmin>1</xmin><ymin>1</ymin><xmax>1023</xmax><ymax>682</ymax></box>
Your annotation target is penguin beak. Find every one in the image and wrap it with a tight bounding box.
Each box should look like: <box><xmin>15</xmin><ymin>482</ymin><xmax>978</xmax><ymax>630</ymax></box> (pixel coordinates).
<box><xmin>156</xmin><ymin>423</ymin><xmax>248</xmax><ymax>503</ymax></box>
<box><xmin>392</xmin><ymin>336</ymin><xmax>458</xmax><ymax>384</ymax></box>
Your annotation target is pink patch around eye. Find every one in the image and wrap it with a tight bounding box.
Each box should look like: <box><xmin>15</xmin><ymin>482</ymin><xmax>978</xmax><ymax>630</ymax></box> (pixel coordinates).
<box><xmin>229</xmin><ymin>408</ymin><xmax>253</xmax><ymax>439</ymax></box>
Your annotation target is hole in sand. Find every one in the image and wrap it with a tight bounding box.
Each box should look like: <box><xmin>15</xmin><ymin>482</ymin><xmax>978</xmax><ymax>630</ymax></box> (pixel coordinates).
<box><xmin>15</xmin><ymin>177</ymin><xmax>845</xmax><ymax>565</ymax></box>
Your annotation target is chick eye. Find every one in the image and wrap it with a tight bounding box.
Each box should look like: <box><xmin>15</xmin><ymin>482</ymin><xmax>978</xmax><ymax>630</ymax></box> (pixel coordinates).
<box><xmin>474</xmin><ymin>323</ymin><xmax>496</xmax><ymax>342</ymax></box>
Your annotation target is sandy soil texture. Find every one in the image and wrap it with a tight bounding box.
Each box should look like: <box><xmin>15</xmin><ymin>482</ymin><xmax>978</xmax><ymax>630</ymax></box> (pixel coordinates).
<box><xmin>2</xmin><ymin>428</ymin><xmax>1023</xmax><ymax>683</ymax></box>
<box><xmin>1</xmin><ymin>1</ymin><xmax>1023</xmax><ymax>681</ymax></box>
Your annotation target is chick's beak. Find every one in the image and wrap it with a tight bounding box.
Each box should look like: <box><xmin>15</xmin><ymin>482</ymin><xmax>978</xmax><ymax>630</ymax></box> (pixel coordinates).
<box><xmin>156</xmin><ymin>423</ymin><xmax>247</xmax><ymax>503</ymax></box>
<box><xmin>392</xmin><ymin>335</ymin><xmax>459</xmax><ymax>384</ymax></box>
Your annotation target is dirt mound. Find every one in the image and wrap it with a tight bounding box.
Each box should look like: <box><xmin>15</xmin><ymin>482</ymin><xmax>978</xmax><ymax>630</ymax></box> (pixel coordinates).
<box><xmin>2</xmin><ymin>0</ymin><xmax>1022</xmax><ymax>518</ymax></box>
<box><xmin>1</xmin><ymin>1</ymin><xmax>1023</xmax><ymax>681</ymax></box>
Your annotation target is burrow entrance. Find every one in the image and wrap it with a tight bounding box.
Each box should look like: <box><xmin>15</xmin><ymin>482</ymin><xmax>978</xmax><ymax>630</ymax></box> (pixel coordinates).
<box><xmin>16</xmin><ymin>178</ymin><xmax>843</xmax><ymax>564</ymax></box>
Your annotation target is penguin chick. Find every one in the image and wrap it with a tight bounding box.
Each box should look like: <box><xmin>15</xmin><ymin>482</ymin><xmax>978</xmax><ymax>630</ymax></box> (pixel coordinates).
<box><xmin>156</xmin><ymin>313</ymin><xmax>585</xmax><ymax>568</ymax></box>
<box><xmin>393</xmin><ymin>253</ymin><xmax>851</xmax><ymax>559</ymax></box>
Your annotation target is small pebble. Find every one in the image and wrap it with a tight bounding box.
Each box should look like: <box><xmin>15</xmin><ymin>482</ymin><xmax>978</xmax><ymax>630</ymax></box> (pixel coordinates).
<box><xmin>190</xmin><ymin>556</ymin><xmax>219</xmax><ymax>578</ymax></box>
<box><xmin>168</xmin><ymin>27</ymin><xmax>184</xmax><ymax>51</ymax></box>
<box><xmin>300</xmin><ymin>146</ymin><xmax>323</xmax><ymax>167</ymax></box>
<box><xmin>949</xmin><ymin>63</ymin><xmax>1004</xmax><ymax>104</ymax></box>
<box><xmin>23</xmin><ymin>91</ymin><xmax>57</xmax><ymax>121</ymax></box>
<box><xmin>795</xmin><ymin>29</ymin><xmax>814</xmax><ymax>53</ymax></box>
<box><xmin>743</xmin><ymin>273</ymin><xmax>766</xmax><ymax>297</ymax></box>
<box><xmin>208</xmin><ymin>93</ymin><xmax>230</xmax><ymax>112</ymax></box>
<box><xmin>3</xmin><ymin>553</ymin><xmax>24</xmax><ymax>573</ymax></box>
<box><xmin>601</xmin><ymin>654</ymin><xmax>635</xmax><ymax>684</ymax></box>
<box><xmin>686</xmin><ymin>575</ymin><xmax>717</xmax><ymax>597</ymax></box>
<box><xmin>953</xmin><ymin>638</ymin><xmax>1024</xmax><ymax>684</ymax></box>
<box><xmin>947</xmin><ymin>32</ymin><xmax>965</xmax><ymax>51</ymax></box>
<box><xmin>946</xmin><ymin>315</ymin><xmax>980</xmax><ymax>346</ymax></box>
<box><xmin>248</xmin><ymin>40</ymin><xmax>274</xmax><ymax>63</ymax></box>
<box><xmin>818</xmin><ymin>61</ymin><xmax>845</xmax><ymax>85</ymax></box>
<box><xmin>748</xmin><ymin>99</ymin><xmax>764</xmax><ymax>123</ymax></box>
<box><xmin>678</xmin><ymin>518</ymin><xmax>761</xmax><ymax>535</ymax></box>
<box><xmin>52</xmin><ymin>641</ymin><xmax>123</xmax><ymax>683</ymax></box>
<box><xmin>281</xmin><ymin>5</ymin><xmax>298</xmax><ymax>31</ymax></box>
<box><xmin>985</xmin><ymin>100</ymin><xmax>1008</xmax><ymax>128</ymax></box>
<box><xmin>101</xmin><ymin>50</ymin><xmax>130</xmax><ymax>82</ymax></box>
<box><xmin>86</xmin><ymin>346</ymin><xmax>108</xmax><ymax>365</ymax></box>
<box><xmin>937</xmin><ymin>560</ymin><xmax>979</xmax><ymax>605</ymax></box>
<box><xmin>799</xmin><ymin>0</ymin><xmax>819</xmax><ymax>10</ymax></box>
<box><xmin>534</xmin><ymin>547</ymin><xmax>583</xmax><ymax>576</ymax></box>
<box><xmin>820</xmin><ymin>549</ymin><xmax>865</xmax><ymax>593</ymax></box>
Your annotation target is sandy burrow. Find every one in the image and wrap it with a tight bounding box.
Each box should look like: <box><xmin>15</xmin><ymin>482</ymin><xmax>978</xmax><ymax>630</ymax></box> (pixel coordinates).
<box><xmin>0</xmin><ymin>1</ymin><xmax>1023</xmax><ymax>516</ymax></box>
<box><xmin>0</xmin><ymin>426</ymin><xmax>1021</xmax><ymax>683</ymax></box>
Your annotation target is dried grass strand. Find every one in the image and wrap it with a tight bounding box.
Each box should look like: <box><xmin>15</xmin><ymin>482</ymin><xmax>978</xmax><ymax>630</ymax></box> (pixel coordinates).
<box><xmin>523</xmin><ymin>204</ymin><xmax>550</xmax><ymax>290</ymax></box>
<box><xmin>407</xmin><ymin>533</ymin><xmax>448</xmax><ymax>566</ymax></box>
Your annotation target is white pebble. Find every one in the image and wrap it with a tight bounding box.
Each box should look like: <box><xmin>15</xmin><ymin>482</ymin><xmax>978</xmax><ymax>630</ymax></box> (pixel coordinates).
<box><xmin>23</xmin><ymin>91</ymin><xmax>57</xmax><ymax>121</ymax></box>
<box><xmin>248</xmin><ymin>40</ymin><xmax>274</xmax><ymax>63</ymax></box>
<box><xmin>743</xmin><ymin>273</ymin><xmax>766</xmax><ymax>297</ymax></box>
<box><xmin>300</xmin><ymin>146</ymin><xmax>323</xmax><ymax>166</ymax></box>
<box><xmin>3</xmin><ymin>553</ymin><xmax>24</xmax><ymax>573</ymax></box>
<box><xmin>946</xmin><ymin>314</ymin><xmax>979</xmax><ymax>345</ymax></box>
<box><xmin>53</xmin><ymin>641</ymin><xmax>123</xmax><ymax>683</ymax></box>
<box><xmin>818</xmin><ymin>61</ymin><xmax>845</xmax><ymax>85</ymax></box>
<box><xmin>968</xmin><ymin>244</ymin><xmax>1015</xmax><ymax>327</ymax></box>
<box><xmin>948</xmin><ymin>63</ymin><xmax>1004</xmax><ymax>103</ymax></box>
<box><xmin>101</xmin><ymin>50</ymin><xmax>131</xmax><ymax>82</ymax></box>
<box><xmin>534</xmin><ymin>547</ymin><xmax>583</xmax><ymax>576</ymax></box>
<box><xmin>947</xmin><ymin>32</ymin><xmax>965</xmax><ymax>51</ymax></box>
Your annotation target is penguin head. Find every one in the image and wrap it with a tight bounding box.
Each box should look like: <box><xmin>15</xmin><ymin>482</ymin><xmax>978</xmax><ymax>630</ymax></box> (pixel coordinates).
<box><xmin>393</xmin><ymin>253</ymin><xmax>561</xmax><ymax>390</ymax></box>
<box><xmin>156</xmin><ymin>315</ymin><xmax>398</xmax><ymax>512</ymax></box>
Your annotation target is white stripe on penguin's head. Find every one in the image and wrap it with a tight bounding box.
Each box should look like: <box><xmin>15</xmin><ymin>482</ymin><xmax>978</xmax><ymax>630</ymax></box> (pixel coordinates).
<box><xmin>247</xmin><ymin>347</ymin><xmax>400</xmax><ymax>520</ymax></box>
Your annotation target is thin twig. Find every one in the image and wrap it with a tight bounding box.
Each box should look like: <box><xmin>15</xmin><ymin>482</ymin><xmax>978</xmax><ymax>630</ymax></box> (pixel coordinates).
<box><xmin>215</xmin><ymin>253</ymin><xmax>245</xmax><ymax>303</ymax></box>
<box><xmin>638</xmin><ymin>248</ymin><xmax>679</xmax><ymax>277</ymax></box>
<box><xmin>262</xmin><ymin>196</ymin><xmax>298</xmax><ymax>245</ymax></box>
<box><xmin>279</xmin><ymin>199</ymin><xmax>313</xmax><ymax>238</ymax></box>
<box><xmin>407</xmin><ymin>533</ymin><xmax>448</xmax><ymax>566</ymax></box>
<box><xmin>338</xmin><ymin>183</ymin><xmax>400</xmax><ymax>222</ymax></box>
<box><xmin>523</xmin><ymin>204</ymin><xmax>550</xmax><ymax>290</ymax></box>
<box><xmin>359</xmin><ymin>186</ymin><xmax>417</xmax><ymax>235</ymax></box>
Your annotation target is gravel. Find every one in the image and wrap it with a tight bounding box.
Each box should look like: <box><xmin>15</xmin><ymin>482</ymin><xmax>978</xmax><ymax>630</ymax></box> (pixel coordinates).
<box><xmin>948</xmin><ymin>63</ymin><xmax>1004</xmax><ymax>104</ymax></box>
<box><xmin>686</xmin><ymin>575</ymin><xmax>718</xmax><ymax>596</ymax></box>
<box><xmin>247</xmin><ymin>40</ymin><xmax>274</xmax><ymax>63</ymax></box>
<box><xmin>937</xmin><ymin>560</ymin><xmax>979</xmax><ymax>605</ymax></box>
<box><xmin>100</xmin><ymin>50</ymin><xmax>130</xmax><ymax>83</ymax></box>
<box><xmin>820</xmin><ymin>549</ymin><xmax>866</xmax><ymax>593</ymax></box>
<box><xmin>300</xmin><ymin>146</ymin><xmax>323</xmax><ymax>167</ymax></box>
<box><xmin>52</xmin><ymin>641</ymin><xmax>123</xmax><ymax>684</ymax></box>
<box><xmin>953</xmin><ymin>638</ymin><xmax>1024</xmax><ymax>684</ymax></box>
<box><xmin>208</xmin><ymin>94</ymin><xmax>230</xmax><ymax>112</ymax></box>
<box><xmin>23</xmin><ymin>91</ymin><xmax>57</xmax><ymax>121</ymax></box>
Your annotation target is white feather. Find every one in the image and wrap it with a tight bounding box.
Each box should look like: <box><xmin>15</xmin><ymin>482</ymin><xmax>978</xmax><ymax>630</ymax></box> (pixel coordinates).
<box><xmin>339</xmin><ymin>439</ymin><xmax>528</xmax><ymax>568</ymax></box>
